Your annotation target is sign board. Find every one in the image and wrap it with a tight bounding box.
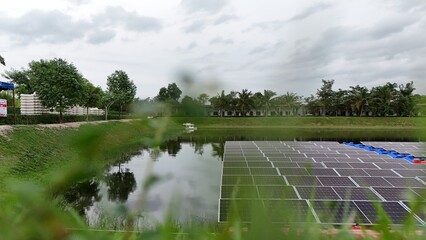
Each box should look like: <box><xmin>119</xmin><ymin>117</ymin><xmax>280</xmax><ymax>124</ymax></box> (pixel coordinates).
<box><xmin>0</xmin><ymin>99</ymin><xmax>7</xmax><ymax>117</ymax></box>
<box><xmin>0</xmin><ymin>81</ymin><xmax>14</xmax><ymax>91</ymax></box>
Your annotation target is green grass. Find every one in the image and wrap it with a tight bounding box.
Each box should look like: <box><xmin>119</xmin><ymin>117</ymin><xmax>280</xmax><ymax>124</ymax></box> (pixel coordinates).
<box><xmin>172</xmin><ymin>116</ymin><xmax>426</xmax><ymax>129</ymax></box>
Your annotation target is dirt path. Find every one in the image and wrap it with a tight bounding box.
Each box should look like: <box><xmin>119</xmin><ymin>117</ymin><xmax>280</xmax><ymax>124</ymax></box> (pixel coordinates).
<box><xmin>0</xmin><ymin>119</ymin><xmax>134</xmax><ymax>136</ymax></box>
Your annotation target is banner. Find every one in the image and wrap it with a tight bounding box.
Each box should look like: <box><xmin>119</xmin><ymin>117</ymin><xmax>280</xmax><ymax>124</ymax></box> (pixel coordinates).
<box><xmin>0</xmin><ymin>99</ymin><xmax>7</xmax><ymax>117</ymax></box>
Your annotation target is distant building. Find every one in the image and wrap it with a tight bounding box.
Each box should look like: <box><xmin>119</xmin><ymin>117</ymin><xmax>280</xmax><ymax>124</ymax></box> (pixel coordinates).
<box><xmin>20</xmin><ymin>93</ymin><xmax>104</xmax><ymax>116</ymax></box>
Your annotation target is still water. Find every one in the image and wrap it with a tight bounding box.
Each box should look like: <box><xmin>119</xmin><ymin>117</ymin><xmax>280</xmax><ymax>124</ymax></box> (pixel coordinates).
<box><xmin>64</xmin><ymin>128</ymin><xmax>422</xmax><ymax>225</ymax></box>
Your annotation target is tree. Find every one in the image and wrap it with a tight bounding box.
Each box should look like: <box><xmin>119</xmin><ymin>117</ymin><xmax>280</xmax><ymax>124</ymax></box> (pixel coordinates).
<box><xmin>317</xmin><ymin>79</ymin><xmax>335</xmax><ymax>116</ymax></box>
<box><xmin>210</xmin><ymin>90</ymin><xmax>228</xmax><ymax>117</ymax></box>
<box><xmin>369</xmin><ymin>83</ymin><xmax>397</xmax><ymax>117</ymax></box>
<box><xmin>196</xmin><ymin>93</ymin><xmax>210</xmax><ymax>105</ymax></box>
<box><xmin>276</xmin><ymin>92</ymin><xmax>302</xmax><ymax>116</ymax></box>
<box><xmin>262</xmin><ymin>90</ymin><xmax>277</xmax><ymax>116</ymax></box>
<box><xmin>28</xmin><ymin>58</ymin><xmax>85</xmax><ymax>123</ymax></box>
<box><xmin>2</xmin><ymin>68</ymin><xmax>33</xmax><ymax>95</ymax></box>
<box><xmin>155</xmin><ymin>83</ymin><xmax>182</xmax><ymax>102</ymax></box>
<box><xmin>395</xmin><ymin>81</ymin><xmax>416</xmax><ymax>117</ymax></box>
<box><xmin>101</xmin><ymin>92</ymin><xmax>115</xmax><ymax>120</ymax></box>
<box><xmin>80</xmin><ymin>81</ymin><xmax>103</xmax><ymax>121</ymax></box>
<box><xmin>348</xmin><ymin>85</ymin><xmax>369</xmax><ymax>116</ymax></box>
<box><xmin>0</xmin><ymin>55</ymin><xmax>5</xmax><ymax>66</ymax></box>
<box><xmin>237</xmin><ymin>89</ymin><xmax>254</xmax><ymax>117</ymax></box>
<box><xmin>106</xmin><ymin>70</ymin><xmax>137</xmax><ymax>116</ymax></box>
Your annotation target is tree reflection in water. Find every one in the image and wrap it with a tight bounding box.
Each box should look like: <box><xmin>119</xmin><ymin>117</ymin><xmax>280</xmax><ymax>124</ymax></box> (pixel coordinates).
<box><xmin>160</xmin><ymin>139</ymin><xmax>181</xmax><ymax>156</ymax></box>
<box><xmin>105</xmin><ymin>168</ymin><xmax>137</xmax><ymax>202</ymax></box>
<box><xmin>211</xmin><ymin>141</ymin><xmax>225</xmax><ymax>161</ymax></box>
<box><xmin>62</xmin><ymin>179</ymin><xmax>101</xmax><ymax>215</ymax></box>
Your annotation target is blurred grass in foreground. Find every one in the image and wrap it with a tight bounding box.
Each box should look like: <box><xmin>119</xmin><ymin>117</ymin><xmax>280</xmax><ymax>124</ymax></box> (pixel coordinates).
<box><xmin>0</xmin><ymin>116</ymin><xmax>425</xmax><ymax>239</ymax></box>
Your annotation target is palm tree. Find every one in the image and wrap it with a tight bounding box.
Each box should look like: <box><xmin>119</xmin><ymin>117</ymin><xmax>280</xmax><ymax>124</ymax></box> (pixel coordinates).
<box><xmin>277</xmin><ymin>92</ymin><xmax>302</xmax><ymax>116</ymax></box>
<box><xmin>237</xmin><ymin>89</ymin><xmax>254</xmax><ymax>117</ymax></box>
<box><xmin>210</xmin><ymin>90</ymin><xmax>228</xmax><ymax>117</ymax></box>
<box><xmin>349</xmin><ymin>85</ymin><xmax>369</xmax><ymax>116</ymax></box>
<box><xmin>262</xmin><ymin>90</ymin><xmax>277</xmax><ymax>117</ymax></box>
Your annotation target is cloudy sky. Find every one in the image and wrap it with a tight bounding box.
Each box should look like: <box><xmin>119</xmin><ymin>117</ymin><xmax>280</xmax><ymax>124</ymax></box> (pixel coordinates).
<box><xmin>1</xmin><ymin>0</ymin><xmax>425</xmax><ymax>98</ymax></box>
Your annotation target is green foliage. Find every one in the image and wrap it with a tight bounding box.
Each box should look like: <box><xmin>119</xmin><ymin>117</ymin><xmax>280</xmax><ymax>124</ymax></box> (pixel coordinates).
<box><xmin>0</xmin><ymin>54</ymin><xmax>4</xmax><ymax>65</ymax></box>
<box><xmin>1</xmin><ymin>68</ymin><xmax>33</xmax><ymax>95</ymax></box>
<box><xmin>106</xmin><ymin>70</ymin><xmax>137</xmax><ymax>113</ymax></box>
<box><xmin>155</xmin><ymin>83</ymin><xmax>182</xmax><ymax>102</ymax></box>
<box><xmin>28</xmin><ymin>58</ymin><xmax>86</xmax><ymax>122</ymax></box>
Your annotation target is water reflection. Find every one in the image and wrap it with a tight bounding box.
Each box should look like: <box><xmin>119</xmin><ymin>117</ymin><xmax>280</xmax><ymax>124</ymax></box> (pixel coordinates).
<box><xmin>63</xmin><ymin>128</ymin><xmax>421</xmax><ymax>224</ymax></box>
<box><xmin>62</xmin><ymin>179</ymin><xmax>101</xmax><ymax>215</ymax></box>
<box><xmin>105</xmin><ymin>168</ymin><xmax>137</xmax><ymax>202</ymax></box>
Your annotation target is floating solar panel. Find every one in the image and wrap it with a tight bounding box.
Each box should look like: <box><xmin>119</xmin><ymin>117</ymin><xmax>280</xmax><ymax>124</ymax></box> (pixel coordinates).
<box><xmin>333</xmin><ymin>187</ymin><xmax>380</xmax><ymax>201</ymax></box>
<box><xmin>221</xmin><ymin>185</ymin><xmax>258</xmax><ymax>199</ymax></box>
<box><xmin>354</xmin><ymin>201</ymin><xmax>417</xmax><ymax>225</ymax></box>
<box><xmin>278</xmin><ymin>168</ymin><xmax>309</xmax><ymax>176</ymax></box>
<box><xmin>336</xmin><ymin>168</ymin><xmax>369</xmax><ymax>177</ymax></box>
<box><xmin>317</xmin><ymin>176</ymin><xmax>357</xmax><ymax>187</ymax></box>
<box><xmin>250</xmin><ymin>167</ymin><xmax>279</xmax><ymax>175</ymax></box>
<box><xmin>364</xmin><ymin>169</ymin><xmax>400</xmax><ymax>177</ymax></box>
<box><xmin>384</xmin><ymin>177</ymin><xmax>425</xmax><ymax>188</ymax></box>
<box><xmin>351</xmin><ymin>177</ymin><xmax>393</xmax><ymax>187</ymax></box>
<box><xmin>220</xmin><ymin>141</ymin><xmax>426</xmax><ymax>226</ymax></box>
<box><xmin>311</xmin><ymin>201</ymin><xmax>371</xmax><ymax>224</ymax></box>
<box><xmin>223</xmin><ymin>168</ymin><xmax>251</xmax><ymax>176</ymax></box>
<box><xmin>305</xmin><ymin>168</ymin><xmax>338</xmax><ymax>176</ymax></box>
<box><xmin>253</xmin><ymin>176</ymin><xmax>286</xmax><ymax>185</ymax></box>
<box><xmin>286</xmin><ymin>176</ymin><xmax>322</xmax><ymax>186</ymax></box>
<box><xmin>372</xmin><ymin>187</ymin><xmax>418</xmax><ymax>201</ymax></box>
<box><xmin>222</xmin><ymin>176</ymin><xmax>254</xmax><ymax>185</ymax></box>
<box><xmin>296</xmin><ymin>187</ymin><xmax>341</xmax><ymax>200</ymax></box>
<box><xmin>394</xmin><ymin>169</ymin><xmax>426</xmax><ymax>178</ymax></box>
<box><xmin>257</xmin><ymin>186</ymin><xmax>298</xmax><ymax>199</ymax></box>
<box><xmin>246</xmin><ymin>161</ymin><xmax>273</xmax><ymax>168</ymax></box>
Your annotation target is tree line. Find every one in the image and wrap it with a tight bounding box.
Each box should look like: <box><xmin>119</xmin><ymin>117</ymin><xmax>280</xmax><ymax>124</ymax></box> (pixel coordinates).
<box><xmin>141</xmin><ymin>80</ymin><xmax>419</xmax><ymax>117</ymax></box>
<box><xmin>2</xmin><ymin>58</ymin><xmax>136</xmax><ymax>122</ymax></box>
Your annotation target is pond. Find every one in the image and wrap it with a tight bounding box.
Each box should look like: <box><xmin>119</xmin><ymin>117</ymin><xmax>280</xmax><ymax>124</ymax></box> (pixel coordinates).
<box><xmin>63</xmin><ymin>128</ymin><xmax>423</xmax><ymax>227</ymax></box>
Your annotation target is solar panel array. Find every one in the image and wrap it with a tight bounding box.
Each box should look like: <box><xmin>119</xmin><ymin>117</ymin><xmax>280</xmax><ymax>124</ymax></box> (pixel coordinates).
<box><xmin>219</xmin><ymin>141</ymin><xmax>426</xmax><ymax>225</ymax></box>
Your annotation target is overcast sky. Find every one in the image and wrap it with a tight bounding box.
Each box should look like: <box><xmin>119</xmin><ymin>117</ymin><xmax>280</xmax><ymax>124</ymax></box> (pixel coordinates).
<box><xmin>1</xmin><ymin>0</ymin><xmax>425</xmax><ymax>98</ymax></box>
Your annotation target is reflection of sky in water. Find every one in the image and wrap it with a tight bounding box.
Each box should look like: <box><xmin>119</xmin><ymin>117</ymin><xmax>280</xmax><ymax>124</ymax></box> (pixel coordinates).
<box><xmin>88</xmin><ymin>143</ymin><xmax>222</xmax><ymax>224</ymax></box>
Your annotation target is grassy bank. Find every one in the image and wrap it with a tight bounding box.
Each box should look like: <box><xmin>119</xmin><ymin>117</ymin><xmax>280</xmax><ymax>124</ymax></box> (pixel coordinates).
<box><xmin>172</xmin><ymin>116</ymin><xmax>426</xmax><ymax>129</ymax></box>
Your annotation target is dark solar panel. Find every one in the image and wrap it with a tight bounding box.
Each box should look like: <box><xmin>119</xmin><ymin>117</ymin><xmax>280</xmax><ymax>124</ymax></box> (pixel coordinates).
<box><xmin>257</xmin><ymin>186</ymin><xmax>298</xmax><ymax>199</ymax></box>
<box><xmin>223</xmin><ymin>162</ymin><xmax>248</xmax><ymax>168</ymax></box>
<box><xmin>311</xmin><ymin>201</ymin><xmax>371</xmax><ymax>224</ymax></box>
<box><xmin>222</xmin><ymin>176</ymin><xmax>254</xmax><ymax>185</ymax></box>
<box><xmin>373</xmin><ymin>187</ymin><xmax>417</xmax><ymax>201</ymax></box>
<box><xmin>297</xmin><ymin>162</ymin><xmax>325</xmax><ymax>168</ymax></box>
<box><xmin>278</xmin><ymin>168</ymin><xmax>309</xmax><ymax>176</ymax></box>
<box><xmin>324</xmin><ymin>162</ymin><xmax>352</xmax><ymax>168</ymax></box>
<box><xmin>375</xmin><ymin>163</ymin><xmax>406</xmax><ymax>169</ymax></box>
<box><xmin>364</xmin><ymin>169</ymin><xmax>400</xmax><ymax>177</ymax></box>
<box><xmin>223</xmin><ymin>168</ymin><xmax>251</xmax><ymax>175</ymax></box>
<box><xmin>354</xmin><ymin>201</ymin><xmax>415</xmax><ymax>225</ymax></box>
<box><xmin>253</xmin><ymin>176</ymin><xmax>286</xmax><ymax>185</ymax></box>
<box><xmin>349</xmin><ymin>163</ymin><xmax>379</xmax><ymax>169</ymax></box>
<box><xmin>250</xmin><ymin>167</ymin><xmax>279</xmax><ymax>175</ymax></box>
<box><xmin>409</xmin><ymin>188</ymin><xmax>426</xmax><ymax>200</ymax></box>
<box><xmin>286</xmin><ymin>176</ymin><xmax>322</xmax><ymax>186</ymax></box>
<box><xmin>317</xmin><ymin>176</ymin><xmax>357</xmax><ymax>187</ymax></box>
<box><xmin>333</xmin><ymin>187</ymin><xmax>380</xmax><ymax>200</ymax></box>
<box><xmin>221</xmin><ymin>185</ymin><xmax>259</xmax><ymax>199</ymax></box>
<box><xmin>336</xmin><ymin>168</ymin><xmax>368</xmax><ymax>177</ymax></box>
<box><xmin>394</xmin><ymin>170</ymin><xmax>426</xmax><ymax>178</ymax></box>
<box><xmin>272</xmin><ymin>162</ymin><xmax>299</xmax><ymax>168</ymax></box>
<box><xmin>305</xmin><ymin>168</ymin><xmax>339</xmax><ymax>176</ymax></box>
<box><xmin>311</xmin><ymin>157</ymin><xmax>339</xmax><ymax>162</ymax></box>
<box><xmin>384</xmin><ymin>177</ymin><xmax>425</xmax><ymax>188</ymax></box>
<box><xmin>296</xmin><ymin>187</ymin><xmax>340</xmax><ymax>200</ymax></box>
<box><xmin>351</xmin><ymin>177</ymin><xmax>393</xmax><ymax>187</ymax></box>
<box><xmin>246</xmin><ymin>161</ymin><xmax>273</xmax><ymax>168</ymax></box>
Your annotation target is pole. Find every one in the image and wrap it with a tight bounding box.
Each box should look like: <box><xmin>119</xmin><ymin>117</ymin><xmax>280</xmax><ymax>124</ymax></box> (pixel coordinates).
<box><xmin>12</xmin><ymin>88</ymin><xmax>16</xmax><ymax>125</ymax></box>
